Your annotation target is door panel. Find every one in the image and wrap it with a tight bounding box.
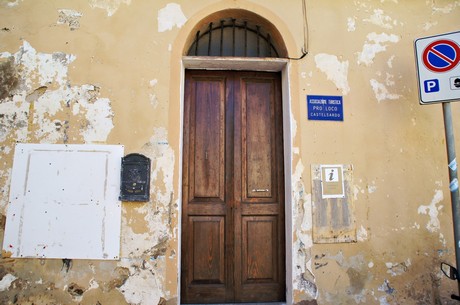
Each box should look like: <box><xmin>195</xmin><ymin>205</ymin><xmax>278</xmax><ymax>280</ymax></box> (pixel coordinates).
<box><xmin>182</xmin><ymin>74</ymin><xmax>232</xmax><ymax>303</ymax></box>
<box><xmin>242</xmin><ymin>216</ymin><xmax>277</xmax><ymax>282</ymax></box>
<box><xmin>235</xmin><ymin>75</ymin><xmax>285</xmax><ymax>302</ymax></box>
<box><xmin>190</xmin><ymin>216</ymin><xmax>225</xmax><ymax>284</ymax></box>
<box><xmin>243</xmin><ymin>80</ymin><xmax>274</xmax><ymax>200</ymax></box>
<box><xmin>182</xmin><ymin>70</ymin><xmax>285</xmax><ymax>303</ymax></box>
<box><xmin>189</xmin><ymin>78</ymin><xmax>226</xmax><ymax>201</ymax></box>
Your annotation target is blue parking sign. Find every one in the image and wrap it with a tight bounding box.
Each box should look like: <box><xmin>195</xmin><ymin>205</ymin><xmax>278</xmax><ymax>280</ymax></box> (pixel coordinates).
<box><xmin>424</xmin><ymin>79</ymin><xmax>440</xmax><ymax>93</ymax></box>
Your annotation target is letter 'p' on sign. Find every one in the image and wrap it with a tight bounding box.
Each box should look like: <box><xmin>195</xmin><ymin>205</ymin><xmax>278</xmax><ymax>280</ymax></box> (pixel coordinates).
<box><xmin>424</xmin><ymin>79</ymin><xmax>440</xmax><ymax>93</ymax></box>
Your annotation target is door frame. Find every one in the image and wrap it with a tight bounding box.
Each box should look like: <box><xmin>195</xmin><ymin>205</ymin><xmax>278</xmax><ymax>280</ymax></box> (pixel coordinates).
<box><xmin>178</xmin><ymin>56</ymin><xmax>293</xmax><ymax>305</ymax></box>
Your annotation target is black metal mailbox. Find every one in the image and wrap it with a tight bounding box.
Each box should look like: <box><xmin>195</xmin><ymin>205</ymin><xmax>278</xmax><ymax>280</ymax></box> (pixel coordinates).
<box><xmin>119</xmin><ymin>153</ymin><xmax>150</xmax><ymax>202</ymax></box>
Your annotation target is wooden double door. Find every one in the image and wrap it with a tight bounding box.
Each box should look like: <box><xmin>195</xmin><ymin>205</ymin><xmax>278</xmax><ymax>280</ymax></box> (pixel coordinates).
<box><xmin>181</xmin><ymin>70</ymin><xmax>285</xmax><ymax>303</ymax></box>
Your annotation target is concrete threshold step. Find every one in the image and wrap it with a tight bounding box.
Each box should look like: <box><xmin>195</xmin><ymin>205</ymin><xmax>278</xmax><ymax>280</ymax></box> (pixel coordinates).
<box><xmin>184</xmin><ymin>303</ymin><xmax>286</xmax><ymax>305</ymax></box>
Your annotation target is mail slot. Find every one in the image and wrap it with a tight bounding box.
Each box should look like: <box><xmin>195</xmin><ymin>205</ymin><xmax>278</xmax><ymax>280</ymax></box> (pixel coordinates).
<box><xmin>119</xmin><ymin>153</ymin><xmax>150</xmax><ymax>202</ymax></box>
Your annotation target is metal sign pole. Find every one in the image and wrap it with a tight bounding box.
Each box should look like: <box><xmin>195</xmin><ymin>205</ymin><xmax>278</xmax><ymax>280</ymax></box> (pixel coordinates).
<box><xmin>415</xmin><ymin>30</ymin><xmax>460</xmax><ymax>299</ymax></box>
<box><xmin>442</xmin><ymin>102</ymin><xmax>460</xmax><ymax>295</ymax></box>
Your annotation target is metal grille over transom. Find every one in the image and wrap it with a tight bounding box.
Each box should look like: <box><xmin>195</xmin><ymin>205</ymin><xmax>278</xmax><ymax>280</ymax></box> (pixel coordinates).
<box><xmin>187</xmin><ymin>18</ymin><xmax>280</xmax><ymax>57</ymax></box>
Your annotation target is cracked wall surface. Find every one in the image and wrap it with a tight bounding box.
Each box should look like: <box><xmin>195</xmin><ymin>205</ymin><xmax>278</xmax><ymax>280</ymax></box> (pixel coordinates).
<box><xmin>0</xmin><ymin>0</ymin><xmax>460</xmax><ymax>304</ymax></box>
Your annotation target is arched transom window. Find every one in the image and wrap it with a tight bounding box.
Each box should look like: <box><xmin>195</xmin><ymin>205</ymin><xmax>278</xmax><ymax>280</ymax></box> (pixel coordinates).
<box><xmin>186</xmin><ymin>11</ymin><xmax>285</xmax><ymax>58</ymax></box>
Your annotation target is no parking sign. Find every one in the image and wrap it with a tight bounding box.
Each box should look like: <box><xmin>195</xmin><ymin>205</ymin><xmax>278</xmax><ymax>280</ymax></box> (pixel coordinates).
<box><xmin>415</xmin><ymin>31</ymin><xmax>460</xmax><ymax>104</ymax></box>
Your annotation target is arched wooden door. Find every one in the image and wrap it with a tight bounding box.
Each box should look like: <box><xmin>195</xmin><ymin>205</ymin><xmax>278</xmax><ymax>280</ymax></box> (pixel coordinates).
<box><xmin>181</xmin><ymin>70</ymin><xmax>285</xmax><ymax>303</ymax></box>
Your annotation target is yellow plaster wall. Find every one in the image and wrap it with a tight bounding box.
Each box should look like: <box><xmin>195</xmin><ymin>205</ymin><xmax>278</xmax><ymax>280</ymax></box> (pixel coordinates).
<box><xmin>0</xmin><ymin>1</ymin><xmax>460</xmax><ymax>304</ymax></box>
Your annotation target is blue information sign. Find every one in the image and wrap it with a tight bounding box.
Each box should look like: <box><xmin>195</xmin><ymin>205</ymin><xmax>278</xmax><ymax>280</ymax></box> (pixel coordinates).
<box><xmin>307</xmin><ymin>95</ymin><xmax>343</xmax><ymax>121</ymax></box>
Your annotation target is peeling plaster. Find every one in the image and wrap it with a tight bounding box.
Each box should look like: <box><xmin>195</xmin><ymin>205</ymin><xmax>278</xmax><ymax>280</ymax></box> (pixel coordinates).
<box><xmin>357</xmin><ymin>225</ymin><xmax>368</xmax><ymax>241</ymax></box>
<box><xmin>117</xmin><ymin>259</ymin><xmax>163</xmax><ymax>305</ymax></box>
<box><xmin>319</xmin><ymin>252</ymin><xmax>370</xmax><ymax>303</ymax></box>
<box><xmin>0</xmin><ymin>41</ymin><xmax>114</xmax><ymax>144</ymax></box>
<box><xmin>363</xmin><ymin>9</ymin><xmax>399</xmax><ymax>29</ymax></box>
<box><xmin>422</xmin><ymin>21</ymin><xmax>438</xmax><ymax>31</ymax></box>
<box><xmin>1</xmin><ymin>41</ymin><xmax>75</xmax><ymax>89</ymax></box>
<box><xmin>439</xmin><ymin>233</ymin><xmax>447</xmax><ymax>248</ymax></box>
<box><xmin>354</xmin><ymin>184</ymin><xmax>364</xmax><ymax>200</ymax></box>
<box><xmin>57</xmin><ymin>9</ymin><xmax>82</xmax><ymax>30</ymax></box>
<box><xmin>357</xmin><ymin>32</ymin><xmax>399</xmax><ymax>66</ymax></box>
<box><xmin>367</xmin><ymin>181</ymin><xmax>377</xmax><ymax>193</ymax></box>
<box><xmin>0</xmin><ymin>168</ymin><xmax>12</xmax><ymax>215</ymax></box>
<box><xmin>378</xmin><ymin>296</ymin><xmax>391</xmax><ymax>305</ymax></box>
<box><xmin>291</xmin><ymin>115</ymin><xmax>298</xmax><ymax>147</ymax></box>
<box><xmin>292</xmin><ymin>160</ymin><xmax>317</xmax><ymax>301</ymax></box>
<box><xmin>370</xmin><ymin>79</ymin><xmax>401</xmax><ymax>102</ymax></box>
<box><xmin>149</xmin><ymin>79</ymin><xmax>159</xmax><ymax>108</ymax></box>
<box><xmin>417</xmin><ymin>189</ymin><xmax>444</xmax><ymax>233</ymax></box>
<box><xmin>385</xmin><ymin>259</ymin><xmax>410</xmax><ymax>276</ymax></box>
<box><xmin>88</xmin><ymin>278</ymin><xmax>99</xmax><ymax>291</ymax></box>
<box><xmin>0</xmin><ymin>274</ymin><xmax>17</xmax><ymax>291</ymax></box>
<box><xmin>145</xmin><ymin>128</ymin><xmax>175</xmax><ymax>216</ymax></box>
<box><xmin>377</xmin><ymin>279</ymin><xmax>394</xmax><ymax>305</ymax></box>
<box><xmin>347</xmin><ymin>17</ymin><xmax>356</xmax><ymax>32</ymax></box>
<box><xmin>118</xmin><ymin>127</ymin><xmax>175</xmax><ymax>302</ymax></box>
<box><xmin>314</xmin><ymin>53</ymin><xmax>350</xmax><ymax>95</ymax></box>
<box><xmin>0</xmin><ymin>100</ymin><xmax>28</xmax><ymax>143</ymax></box>
<box><xmin>71</xmin><ymin>86</ymin><xmax>114</xmax><ymax>143</ymax></box>
<box><xmin>158</xmin><ymin>3</ymin><xmax>187</xmax><ymax>33</ymax></box>
<box><xmin>431</xmin><ymin>1</ymin><xmax>460</xmax><ymax>14</ymax></box>
<box><xmin>378</xmin><ymin>279</ymin><xmax>395</xmax><ymax>295</ymax></box>
<box><xmin>89</xmin><ymin>0</ymin><xmax>131</xmax><ymax>17</ymax></box>
<box><xmin>387</xmin><ymin>55</ymin><xmax>395</xmax><ymax>68</ymax></box>
<box><xmin>327</xmin><ymin>252</ymin><xmax>366</xmax><ymax>270</ymax></box>
<box><xmin>120</xmin><ymin>226</ymin><xmax>151</xmax><ymax>258</ymax></box>
<box><xmin>2</xmin><ymin>0</ymin><xmax>22</xmax><ymax>7</ymax></box>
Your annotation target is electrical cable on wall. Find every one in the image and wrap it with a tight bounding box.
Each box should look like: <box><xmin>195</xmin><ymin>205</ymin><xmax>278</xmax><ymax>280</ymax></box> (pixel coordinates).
<box><xmin>287</xmin><ymin>0</ymin><xmax>309</xmax><ymax>60</ymax></box>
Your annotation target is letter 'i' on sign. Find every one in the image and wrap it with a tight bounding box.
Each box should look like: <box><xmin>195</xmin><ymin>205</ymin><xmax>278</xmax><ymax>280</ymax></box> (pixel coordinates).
<box><xmin>326</xmin><ymin>168</ymin><xmax>339</xmax><ymax>182</ymax></box>
<box><xmin>320</xmin><ymin>165</ymin><xmax>345</xmax><ymax>199</ymax></box>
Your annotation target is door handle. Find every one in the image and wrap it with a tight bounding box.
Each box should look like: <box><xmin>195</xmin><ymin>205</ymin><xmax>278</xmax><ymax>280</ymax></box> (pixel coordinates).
<box><xmin>252</xmin><ymin>189</ymin><xmax>269</xmax><ymax>192</ymax></box>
